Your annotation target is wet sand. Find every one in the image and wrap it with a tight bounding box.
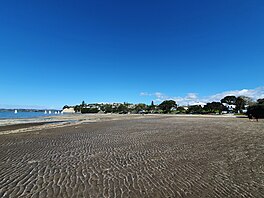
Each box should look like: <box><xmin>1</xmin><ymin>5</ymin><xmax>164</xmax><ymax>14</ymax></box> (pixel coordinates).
<box><xmin>0</xmin><ymin>116</ymin><xmax>263</xmax><ymax>197</ymax></box>
<box><xmin>0</xmin><ymin>114</ymin><xmax>237</xmax><ymax>135</ymax></box>
<box><xmin>0</xmin><ymin>121</ymin><xmax>64</xmax><ymax>133</ymax></box>
<box><xmin>0</xmin><ymin>114</ymin><xmax>156</xmax><ymax>135</ymax></box>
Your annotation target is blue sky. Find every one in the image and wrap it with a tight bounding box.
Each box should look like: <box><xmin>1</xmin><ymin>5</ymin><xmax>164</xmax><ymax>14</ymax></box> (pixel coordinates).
<box><xmin>0</xmin><ymin>0</ymin><xmax>264</xmax><ymax>109</ymax></box>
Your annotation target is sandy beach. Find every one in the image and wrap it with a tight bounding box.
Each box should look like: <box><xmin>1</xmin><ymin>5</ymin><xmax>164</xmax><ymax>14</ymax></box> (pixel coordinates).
<box><xmin>0</xmin><ymin>115</ymin><xmax>263</xmax><ymax>197</ymax></box>
<box><xmin>0</xmin><ymin>114</ymin><xmax>157</xmax><ymax>135</ymax></box>
<box><xmin>0</xmin><ymin>113</ymin><xmax>237</xmax><ymax>135</ymax></box>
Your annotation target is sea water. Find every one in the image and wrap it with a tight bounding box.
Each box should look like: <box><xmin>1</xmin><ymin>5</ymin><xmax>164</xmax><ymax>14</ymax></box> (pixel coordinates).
<box><xmin>0</xmin><ymin>111</ymin><xmax>62</xmax><ymax>119</ymax></box>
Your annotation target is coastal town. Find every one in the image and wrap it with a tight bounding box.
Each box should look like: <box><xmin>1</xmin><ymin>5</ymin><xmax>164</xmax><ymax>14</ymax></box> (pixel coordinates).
<box><xmin>62</xmin><ymin>96</ymin><xmax>264</xmax><ymax>119</ymax></box>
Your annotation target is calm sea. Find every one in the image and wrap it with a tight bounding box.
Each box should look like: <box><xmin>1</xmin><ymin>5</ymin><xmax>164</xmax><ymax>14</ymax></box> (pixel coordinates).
<box><xmin>0</xmin><ymin>111</ymin><xmax>62</xmax><ymax>119</ymax></box>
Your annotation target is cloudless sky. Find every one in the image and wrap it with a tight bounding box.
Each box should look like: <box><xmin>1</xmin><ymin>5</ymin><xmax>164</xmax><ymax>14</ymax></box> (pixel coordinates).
<box><xmin>0</xmin><ymin>0</ymin><xmax>264</xmax><ymax>109</ymax></box>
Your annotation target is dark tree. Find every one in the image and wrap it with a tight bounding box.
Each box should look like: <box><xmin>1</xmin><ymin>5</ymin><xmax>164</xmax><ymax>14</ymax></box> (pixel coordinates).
<box><xmin>74</xmin><ymin>105</ymin><xmax>81</xmax><ymax>112</ymax></box>
<box><xmin>221</xmin><ymin>96</ymin><xmax>237</xmax><ymax>105</ymax></box>
<box><xmin>100</xmin><ymin>104</ymin><xmax>111</xmax><ymax>113</ymax></box>
<box><xmin>148</xmin><ymin>101</ymin><xmax>156</xmax><ymax>111</ymax></box>
<box><xmin>235</xmin><ymin>97</ymin><xmax>246</xmax><ymax>112</ymax></box>
<box><xmin>239</xmin><ymin>96</ymin><xmax>254</xmax><ymax>106</ymax></box>
<box><xmin>81</xmin><ymin>101</ymin><xmax>86</xmax><ymax>107</ymax></box>
<box><xmin>63</xmin><ymin>105</ymin><xmax>69</xmax><ymax>109</ymax></box>
<box><xmin>247</xmin><ymin>104</ymin><xmax>264</xmax><ymax>120</ymax></box>
<box><xmin>117</xmin><ymin>104</ymin><xmax>128</xmax><ymax>114</ymax></box>
<box><xmin>257</xmin><ymin>98</ymin><xmax>264</xmax><ymax>104</ymax></box>
<box><xmin>135</xmin><ymin>103</ymin><xmax>147</xmax><ymax>113</ymax></box>
<box><xmin>81</xmin><ymin>108</ymin><xmax>99</xmax><ymax>114</ymax></box>
<box><xmin>177</xmin><ymin>106</ymin><xmax>186</xmax><ymax>113</ymax></box>
<box><xmin>186</xmin><ymin>105</ymin><xmax>203</xmax><ymax>114</ymax></box>
<box><xmin>203</xmin><ymin>102</ymin><xmax>224</xmax><ymax>113</ymax></box>
<box><xmin>159</xmin><ymin>100</ymin><xmax>177</xmax><ymax>113</ymax></box>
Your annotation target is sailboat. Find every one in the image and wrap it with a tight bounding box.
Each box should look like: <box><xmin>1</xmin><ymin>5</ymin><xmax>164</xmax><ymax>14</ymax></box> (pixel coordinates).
<box><xmin>49</xmin><ymin>110</ymin><xmax>52</xmax><ymax>114</ymax></box>
<box><xmin>14</xmin><ymin>110</ymin><xmax>18</xmax><ymax>114</ymax></box>
<box><xmin>44</xmin><ymin>110</ymin><xmax>47</xmax><ymax>114</ymax></box>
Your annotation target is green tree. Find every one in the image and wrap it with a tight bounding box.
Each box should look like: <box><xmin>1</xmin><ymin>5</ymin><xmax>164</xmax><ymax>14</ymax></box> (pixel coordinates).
<box><xmin>177</xmin><ymin>106</ymin><xmax>186</xmax><ymax>113</ymax></box>
<box><xmin>148</xmin><ymin>101</ymin><xmax>156</xmax><ymax>112</ymax></box>
<box><xmin>101</xmin><ymin>104</ymin><xmax>113</xmax><ymax>113</ymax></box>
<box><xmin>221</xmin><ymin>96</ymin><xmax>237</xmax><ymax>105</ymax></box>
<box><xmin>81</xmin><ymin>101</ymin><xmax>86</xmax><ymax>107</ymax></box>
<box><xmin>135</xmin><ymin>103</ymin><xmax>147</xmax><ymax>113</ymax></box>
<box><xmin>203</xmin><ymin>102</ymin><xmax>224</xmax><ymax>113</ymax></box>
<box><xmin>74</xmin><ymin>105</ymin><xmax>81</xmax><ymax>112</ymax></box>
<box><xmin>117</xmin><ymin>104</ymin><xmax>128</xmax><ymax>114</ymax></box>
<box><xmin>159</xmin><ymin>100</ymin><xmax>177</xmax><ymax>113</ymax></box>
<box><xmin>235</xmin><ymin>97</ymin><xmax>246</xmax><ymax>113</ymax></box>
<box><xmin>186</xmin><ymin>105</ymin><xmax>203</xmax><ymax>114</ymax></box>
<box><xmin>81</xmin><ymin>108</ymin><xmax>99</xmax><ymax>114</ymax></box>
<box><xmin>239</xmin><ymin>96</ymin><xmax>254</xmax><ymax>106</ymax></box>
<box><xmin>63</xmin><ymin>105</ymin><xmax>69</xmax><ymax>109</ymax></box>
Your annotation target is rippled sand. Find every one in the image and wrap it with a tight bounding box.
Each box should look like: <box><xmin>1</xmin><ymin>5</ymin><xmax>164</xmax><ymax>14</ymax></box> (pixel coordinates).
<box><xmin>0</xmin><ymin>116</ymin><xmax>263</xmax><ymax>197</ymax></box>
<box><xmin>0</xmin><ymin>114</ymin><xmax>158</xmax><ymax>135</ymax></box>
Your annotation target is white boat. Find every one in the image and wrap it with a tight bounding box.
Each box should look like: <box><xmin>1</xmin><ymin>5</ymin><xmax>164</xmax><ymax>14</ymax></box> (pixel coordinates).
<box><xmin>55</xmin><ymin>111</ymin><xmax>57</xmax><ymax>114</ymax></box>
<box><xmin>49</xmin><ymin>111</ymin><xmax>52</xmax><ymax>114</ymax></box>
<box><xmin>44</xmin><ymin>110</ymin><xmax>47</xmax><ymax>114</ymax></box>
<box><xmin>14</xmin><ymin>110</ymin><xmax>18</xmax><ymax>114</ymax></box>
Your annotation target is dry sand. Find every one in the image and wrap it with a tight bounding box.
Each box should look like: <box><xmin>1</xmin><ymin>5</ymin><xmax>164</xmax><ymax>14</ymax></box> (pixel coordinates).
<box><xmin>0</xmin><ymin>115</ymin><xmax>263</xmax><ymax>197</ymax></box>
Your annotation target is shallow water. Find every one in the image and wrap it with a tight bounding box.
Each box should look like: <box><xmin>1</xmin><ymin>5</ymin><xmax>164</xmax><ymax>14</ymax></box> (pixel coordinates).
<box><xmin>0</xmin><ymin>111</ymin><xmax>61</xmax><ymax>119</ymax></box>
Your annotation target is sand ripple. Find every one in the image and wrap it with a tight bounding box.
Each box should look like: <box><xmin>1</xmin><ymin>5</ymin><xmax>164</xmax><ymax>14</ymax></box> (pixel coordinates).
<box><xmin>0</xmin><ymin>116</ymin><xmax>264</xmax><ymax>197</ymax></box>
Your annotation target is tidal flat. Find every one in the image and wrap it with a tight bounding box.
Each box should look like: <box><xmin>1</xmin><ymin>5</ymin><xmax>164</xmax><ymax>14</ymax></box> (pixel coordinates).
<box><xmin>0</xmin><ymin>116</ymin><xmax>263</xmax><ymax>197</ymax></box>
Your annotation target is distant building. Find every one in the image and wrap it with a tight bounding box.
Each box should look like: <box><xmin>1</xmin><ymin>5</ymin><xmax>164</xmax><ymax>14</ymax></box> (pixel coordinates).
<box><xmin>170</xmin><ymin>107</ymin><xmax>177</xmax><ymax>111</ymax></box>
<box><xmin>222</xmin><ymin>103</ymin><xmax>236</xmax><ymax>111</ymax></box>
<box><xmin>240</xmin><ymin>105</ymin><xmax>249</xmax><ymax>113</ymax></box>
<box><xmin>182</xmin><ymin>106</ymin><xmax>189</xmax><ymax>110</ymax></box>
<box><xmin>84</xmin><ymin>104</ymin><xmax>101</xmax><ymax>110</ymax></box>
<box><xmin>128</xmin><ymin>104</ymin><xmax>136</xmax><ymax>109</ymax></box>
<box><xmin>189</xmin><ymin>102</ymin><xmax>206</xmax><ymax>108</ymax></box>
<box><xmin>62</xmin><ymin>107</ymin><xmax>75</xmax><ymax>113</ymax></box>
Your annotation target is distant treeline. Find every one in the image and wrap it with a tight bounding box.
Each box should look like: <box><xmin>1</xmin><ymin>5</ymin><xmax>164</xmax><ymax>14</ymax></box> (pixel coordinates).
<box><xmin>63</xmin><ymin>96</ymin><xmax>264</xmax><ymax>118</ymax></box>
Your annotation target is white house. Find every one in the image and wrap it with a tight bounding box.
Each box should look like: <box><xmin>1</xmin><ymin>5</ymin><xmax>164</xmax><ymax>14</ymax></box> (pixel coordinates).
<box><xmin>222</xmin><ymin>103</ymin><xmax>236</xmax><ymax>111</ymax></box>
<box><xmin>189</xmin><ymin>102</ymin><xmax>207</xmax><ymax>108</ymax></box>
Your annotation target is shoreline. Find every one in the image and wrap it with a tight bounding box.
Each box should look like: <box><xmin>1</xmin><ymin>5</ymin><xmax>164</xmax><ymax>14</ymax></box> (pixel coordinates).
<box><xmin>0</xmin><ymin>121</ymin><xmax>64</xmax><ymax>132</ymax></box>
<box><xmin>0</xmin><ymin>113</ymin><xmax>246</xmax><ymax>135</ymax></box>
